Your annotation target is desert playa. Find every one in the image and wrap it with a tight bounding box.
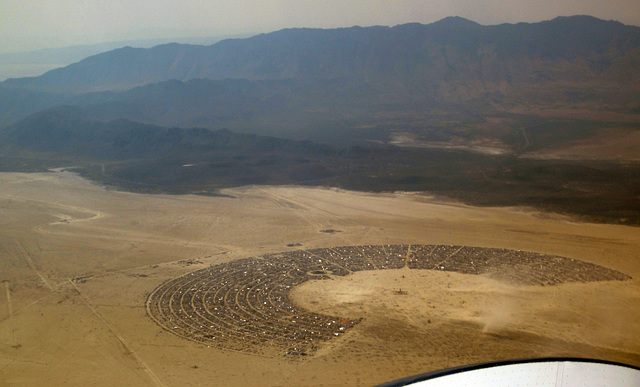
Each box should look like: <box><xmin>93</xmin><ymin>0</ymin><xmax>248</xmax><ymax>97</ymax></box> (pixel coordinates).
<box><xmin>1</xmin><ymin>170</ymin><xmax>639</xmax><ymax>386</ymax></box>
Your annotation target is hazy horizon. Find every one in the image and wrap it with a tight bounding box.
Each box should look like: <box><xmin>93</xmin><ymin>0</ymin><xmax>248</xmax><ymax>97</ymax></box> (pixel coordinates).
<box><xmin>0</xmin><ymin>34</ymin><xmax>248</xmax><ymax>81</ymax></box>
<box><xmin>2</xmin><ymin>9</ymin><xmax>640</xmax><ymax>81</ymax></box>
<box><xmin>3</xmin><ymin>0</ymin><xmax>640</xmax><ymax>55</ymax></box>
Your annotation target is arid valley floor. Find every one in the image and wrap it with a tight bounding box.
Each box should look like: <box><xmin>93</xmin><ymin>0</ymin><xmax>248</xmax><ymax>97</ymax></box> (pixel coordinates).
<box><xmin>1</xmin><ymin>171</ymin><xmax>639</xmax><ymax>386</ymax></box>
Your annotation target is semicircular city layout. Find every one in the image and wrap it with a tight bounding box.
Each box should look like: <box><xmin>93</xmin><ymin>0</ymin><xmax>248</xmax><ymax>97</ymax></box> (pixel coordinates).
<box><xmin>146</xmin><ymin>245</ymin><xmax>630</xmax><ymax>357</ymax></box>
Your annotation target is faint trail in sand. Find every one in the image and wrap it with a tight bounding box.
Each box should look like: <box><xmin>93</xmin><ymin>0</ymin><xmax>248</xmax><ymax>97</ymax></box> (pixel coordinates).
<box><xmin>68</xmin><ymin>279</ymin><xmax>165</xmax><ymax>387</ymax></box>
<box><xmin>4</xmin><ymin>282</ymin><xmax>19</xmax><ymax>347</ymax></box>
<box><xmin>14</xmin><ymin>239</ymin><xmax>54</xmax><ymax>291</ymax></box>
<box><xmin>256</xmin><ymin>188</ymin><xmax>378</xmax><ymax>249</ymax></box>
<box><xmin>256</xmin><ymin>188</ymin><xmax>352</xmax><ymax>222</ymax></box>
<box><xmin>257</xmin><ymin>188</ymin><xmax>329</xmax><ymax>234</ymax></box>
<box><xmin>0</xmin><ymin>194</ymin><xmax>105</xmax><ymax>224</ymax></box>
<box><xmin>48</xmin><ymin>341</ymin><xmax>87</xmax><ymax>371</ymax></box>
<box><xmin>0</xmin><ymin>292</ymin><xmax>58</xmax><ymax>324</ymax></box>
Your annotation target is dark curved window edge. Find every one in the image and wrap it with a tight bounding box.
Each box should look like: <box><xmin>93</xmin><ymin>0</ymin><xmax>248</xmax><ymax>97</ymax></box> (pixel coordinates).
<box><xmin>375</xmin><ymin>357</ymin><xmax>640</xmax><ymax>387</ymax></box>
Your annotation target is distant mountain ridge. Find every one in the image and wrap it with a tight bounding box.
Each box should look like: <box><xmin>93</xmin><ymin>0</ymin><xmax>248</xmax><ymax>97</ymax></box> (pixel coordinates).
<box><xmin>0</xmin><ymin>35</ymin><xmax>245</xmax><ymax>81</ymax></box>
<box><xmin>3</xmin><ymin>15</ymin><xmax>639</xmax><ymax>94</ymax></box>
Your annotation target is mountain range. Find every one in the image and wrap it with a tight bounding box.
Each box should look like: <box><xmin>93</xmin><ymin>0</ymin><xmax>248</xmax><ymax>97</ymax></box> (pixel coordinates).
<box><xmin>1</xmin><ymin>16</ymin><xmax>639</xmax><ymax>224</ymax></box>
<box><xmin>0</xmin><ymin>16</ymin><xmax>638</xmax><ymax>142</ymax></box>
<box><xmin>4</xmin><ymin>16</ymin><xmax>640</xmax><ymax>94</ymax></box>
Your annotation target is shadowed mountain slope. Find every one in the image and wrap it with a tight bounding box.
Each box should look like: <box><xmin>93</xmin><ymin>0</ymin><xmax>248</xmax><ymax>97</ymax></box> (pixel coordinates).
<box><xmin>1</xmin><ymin>106</ymin><xmax>334</xmax><ymax>160</ymax></box>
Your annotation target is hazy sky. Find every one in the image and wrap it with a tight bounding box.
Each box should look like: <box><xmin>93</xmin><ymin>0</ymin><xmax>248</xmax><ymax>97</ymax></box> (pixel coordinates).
<box><xmin>2</xmin><ymin>0</ymin><xmax>640</xmax><ymax>54</ymax></box>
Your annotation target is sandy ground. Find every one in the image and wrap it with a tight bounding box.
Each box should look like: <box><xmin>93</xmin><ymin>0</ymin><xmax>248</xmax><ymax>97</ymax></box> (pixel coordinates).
<box><xmin>0</xmin><ymin>170</ymin><xmax>639</xmax><ymax>386</ymax></box>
